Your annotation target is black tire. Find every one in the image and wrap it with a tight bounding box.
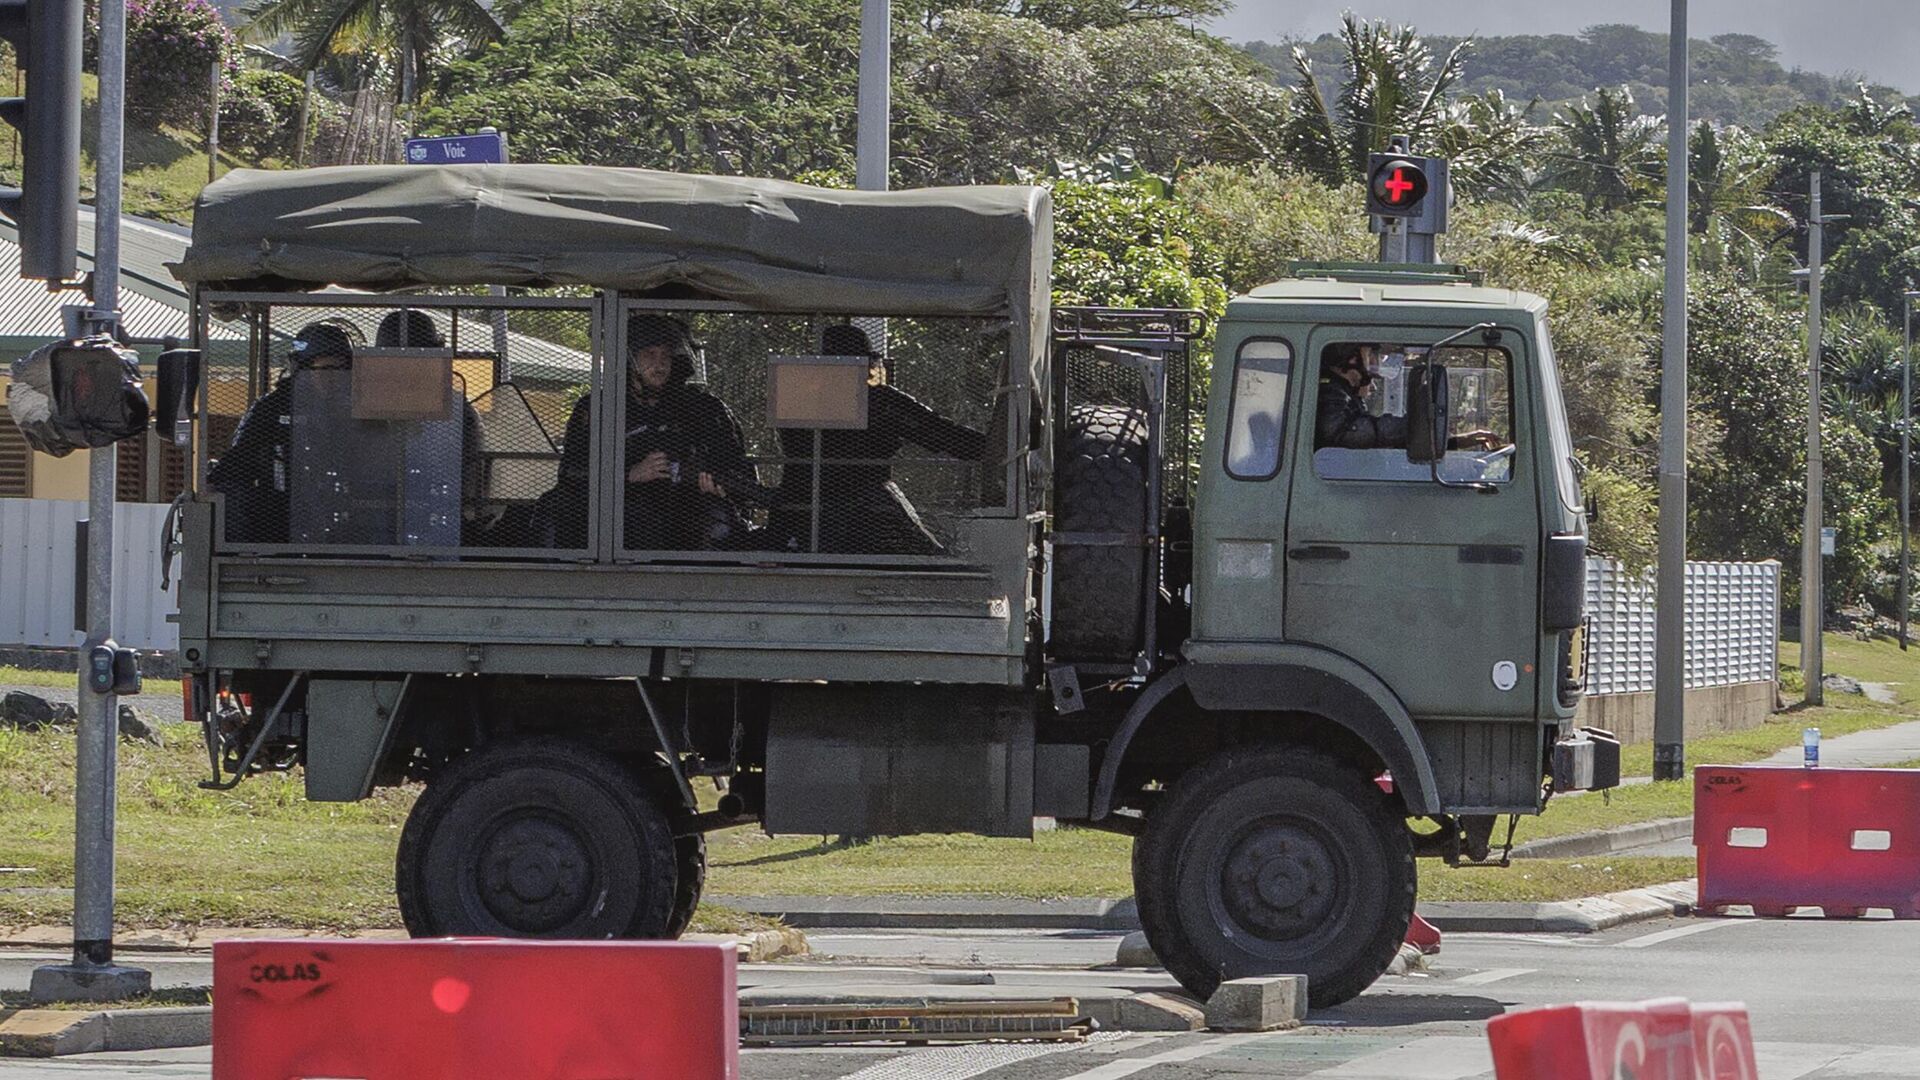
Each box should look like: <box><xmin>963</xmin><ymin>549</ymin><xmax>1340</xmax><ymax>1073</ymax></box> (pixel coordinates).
<box><xmin>1050</xmin><ymin>405</ymin><xmax>1151</xmax><ymax>663</ymax></box>
<box><xmin>1132</xmin><ymin>744</ymin><xmax>1416</xmax><ymax>1010</ymax></box>
<box><xmin>396</xmin><ymin>741</ymin><xmax>678</xmax><ymax>940</ymax></box>
<box><xmin>665</xmin><ymin>833</ymin><xmax>707</xmax><ymax>939</ymax></box>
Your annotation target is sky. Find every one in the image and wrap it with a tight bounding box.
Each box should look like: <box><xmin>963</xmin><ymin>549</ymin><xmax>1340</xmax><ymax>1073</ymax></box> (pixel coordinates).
<box><xmin>1209</xmin><ymin>1</ymin><xmax>1920</xmax><ymax>93</ymax></box>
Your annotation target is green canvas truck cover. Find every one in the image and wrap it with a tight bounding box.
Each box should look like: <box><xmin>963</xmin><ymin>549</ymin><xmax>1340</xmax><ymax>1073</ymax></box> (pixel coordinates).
<box><xmin>171</xmin><ymin>165</ymin><xmax>1050</xmax><ymax>317</ymax></box>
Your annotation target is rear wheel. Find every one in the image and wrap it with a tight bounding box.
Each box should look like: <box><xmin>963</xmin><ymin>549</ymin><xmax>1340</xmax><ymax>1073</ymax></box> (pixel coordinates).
<box><xmin>396</xmin><ymin>741</ymin><xmax>679</xmax><ymax>939</ymax></box>
<box><xmin>1132</xmin><ymin>744</ymin><xmax>1416</xmax><ymax>1009</ymax></box>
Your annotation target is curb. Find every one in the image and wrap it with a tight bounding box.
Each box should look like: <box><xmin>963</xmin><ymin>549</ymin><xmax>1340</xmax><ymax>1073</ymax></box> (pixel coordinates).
<box><xmin>0</xmin><ymin>1006</ymin><xmax>210</xmax><ymax>1058</ymax></box>
<box><xmin>0</xmin><ymin>926</ymin><xmax>809</xmax><ymax>963</ymax></box>
<box><xmin>708</xmin><ymin>895</ymin><xmax>1141</xmax><ymax>932</ymax></box>
<box><xmin>1419</xmin><ymin>880</ymin><xmax>1696</xmax><ymax>933</ymax></box>
<box><xmin>716</xmin><ymin>881</ymin><xmax>1697</xmax><ymax>936</ymax></box>
<box><xmin>1510</xmin><ymin>818</ymin><xmax>1693</xmax><ymax>859</ymax></box>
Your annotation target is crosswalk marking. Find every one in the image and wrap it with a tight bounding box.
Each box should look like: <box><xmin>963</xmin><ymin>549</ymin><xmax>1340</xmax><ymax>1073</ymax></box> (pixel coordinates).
<box><xmin>1617</xmin><ymin>919</ymin><xmax>1751</xmax><ymax>949</ymax></box>
<box><xmin>1049</xmin><ymin>1033</ymin><xmax>1270</xmax><ymax>1079</ymax></box>
<box><xmin>1306</xmin><ymin>1036</ymin><xmax>1492</xmax><ymax>1078</ymax></box>
<box><xmin>1449</xmin><ymin>967</ymin><xmax>1535</xmax><ymax>986</ymax></box>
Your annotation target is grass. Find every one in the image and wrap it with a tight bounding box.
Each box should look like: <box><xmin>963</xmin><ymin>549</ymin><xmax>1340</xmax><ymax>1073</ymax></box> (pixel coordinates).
<box><xmin>0</xmin><ymin>666</ymin><xmax>183</xmax><ymax>701</ymax></box>
<box><xmin>0</xmin><ymin>726</ymin><xmax>771</xmax><ymax>937</ymax></box>
<box><xmin>0</xmin><ymin>987</ymin><xmax>209</xmax><ymax>1012</ymax></box>
<box><xmin>701</xmin><ymin>826</ymin><xmax>1690</xmax><ymax>904</ymax></box>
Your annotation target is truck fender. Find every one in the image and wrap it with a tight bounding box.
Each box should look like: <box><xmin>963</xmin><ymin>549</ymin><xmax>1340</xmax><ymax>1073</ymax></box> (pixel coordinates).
<box><xmin>1091</xmin><ymin>650</ymin><xmax>1442</xmax><ymax>818</ymax></box>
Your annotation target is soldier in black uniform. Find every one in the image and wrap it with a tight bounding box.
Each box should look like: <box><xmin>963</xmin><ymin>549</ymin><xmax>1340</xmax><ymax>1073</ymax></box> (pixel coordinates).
<box><xmin>207</xmin><ymin>321</ymin><xmax>358</xmax><ymax>544</ymax></box>
<box><xmin>769</xmin><ymin>324</ymin><xmax>986</xmax><ymax>556</ymax></box>
<box><xmin>1315</xmin><ymin>343</ymin><xmax>1408</xmax><ymax>450</ymax></box>
<box><xmin>547</xmin><ymin>313</ymin><xmax>756</xmax><ymax>551</ymax></box>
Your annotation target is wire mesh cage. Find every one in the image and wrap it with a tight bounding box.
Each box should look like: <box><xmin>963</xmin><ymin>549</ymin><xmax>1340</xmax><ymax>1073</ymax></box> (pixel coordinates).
<box><xmin>196</xmin><ymin>294</ymin><xmax>1016</xmax><ymax>563</ymax></box>
<box><xmin>609</xmin><ymin>304</ymin><xmax>1013</xmax><ymax>560</ymax></box>
<box><xmin>198</xmin><ymin>295</ymin><xmax>597</xmax><ymax>558</ymax></box>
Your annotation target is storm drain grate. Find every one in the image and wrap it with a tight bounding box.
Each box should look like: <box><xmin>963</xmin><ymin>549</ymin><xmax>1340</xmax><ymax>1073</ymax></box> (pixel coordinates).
<box><xmin>741</xmin><ymin>998</ymin><xmax>1092</xmax><ymax>1047</ymax></box>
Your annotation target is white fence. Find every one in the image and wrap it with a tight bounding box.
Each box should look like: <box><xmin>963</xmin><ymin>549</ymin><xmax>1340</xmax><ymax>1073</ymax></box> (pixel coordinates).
<box><xmin>0</xmin><ymin>498</ymin><xmax>177</xmax><ymax>651</ymax></box>
<box><xmin>1584</xmin><ymin>559</ymin><xmax>1781</xmax><ymax>696</ymax></box>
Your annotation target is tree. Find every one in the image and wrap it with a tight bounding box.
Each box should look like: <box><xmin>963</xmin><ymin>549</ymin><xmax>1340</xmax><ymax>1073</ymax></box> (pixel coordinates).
<box><xmin>1687</xmin><ymin>275</ymin><xmax>1890</xmax><ymax>605</ymax></box>
<box><xmin>240</xmin><ymin>0</ymin><xmax>501</xmax><ymax>103</ymax></box>
<box><xmin>1282</xmin><ymin>15</ymin><xmax>1471</xmax><ymax>184</ymax></box>
<box><xmin>922</xmin><ymin>0</ymin><xmax>1227</xmax><ymax>31</ymax></box>
<box><xmin>424</xmin><ymin>0</ymin><xmax>862</xmax><ymax>175</ymax></box>
<box><xmin>1685</xmin><ymin>121</ymin><xmax>1792</xmax><ymax>276</ymax></box>
<box><xmin>901</xmin><ymin>12</ymin><xmax>1290</xmax><ymax>185</ymax></box>
<box><xmin>1548</xmin><ymin>86</ymin><xmax>1664</xmax><ymax>211</ymax></box>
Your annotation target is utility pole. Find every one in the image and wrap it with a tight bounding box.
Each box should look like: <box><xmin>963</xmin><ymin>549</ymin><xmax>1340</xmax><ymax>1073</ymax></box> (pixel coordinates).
<box><xmin>1652</xmin><ymin>0</ymin><xmax>1689</xmax><ymax>782</ymax></box>
<box><xmin>30</xmin><ymin>0</ymin><xmax>152</xmax><ymax>1003</ymax></box>
<box><xmin>1801</xmin><ymin>170</ymin><xmax>1825</xmax><ymax>705</ymax></box>
<box><xmin>1903</xmin><ymin>284</ymin><xmax>1917</xmax><ymax>650</ymax></box>
<box><xmin>856</xmin><ymin>0</ymin><xmax>889</xmax><ymax>192</ymax></box>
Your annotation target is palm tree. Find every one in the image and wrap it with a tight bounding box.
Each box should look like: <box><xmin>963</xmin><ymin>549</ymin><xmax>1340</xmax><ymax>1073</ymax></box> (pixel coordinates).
<box><xmin>1282</xmin><ymin>15</ymin><xmax>1472</xmax><ymax>184</ymax></box>
<box><xmin>1686</xmin><ymin>120</ymin><xmax>1791</xmax><ymax>273</ymax></box>
<box><xmin>1548</xmin><ymin>86</ymin><xmax>1664</xmax><ymax>212</ymax></box>
<box><xmin>241</xmin><ymin>0</ymin><xmax>503</xmax><ymax>104</ymax></box>
<box><xmin>1437</xmin><ymin>89</ymin><xmax>1547</xmax><ymax>202</ymax></box>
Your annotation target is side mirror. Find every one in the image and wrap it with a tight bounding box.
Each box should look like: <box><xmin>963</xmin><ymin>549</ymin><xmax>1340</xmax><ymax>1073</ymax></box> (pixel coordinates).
<box><xmin>1585</xmin><ymin>494</ymin><xmax>1602</xmax><ymax>524</ymax></box>
<box><xmin>154</xmin><ymin>348</ymin><xmax>203</xmax><ymax>448</ymax></box>
<box><xmin>1405</xmin><ymin>362</ymin><xmax>1450</xmax><ymax>464</ymax></box>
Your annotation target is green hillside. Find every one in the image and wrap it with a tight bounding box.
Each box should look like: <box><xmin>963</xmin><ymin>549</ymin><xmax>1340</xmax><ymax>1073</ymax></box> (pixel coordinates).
<box><xmin>1246</xmin><ymin>23</ymin><xmax>1920</xmax><ymax>128</ymax></box>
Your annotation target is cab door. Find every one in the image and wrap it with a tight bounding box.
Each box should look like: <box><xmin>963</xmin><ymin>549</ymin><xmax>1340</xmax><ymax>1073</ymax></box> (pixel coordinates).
<box><xmin>1191</xmin><ymin>333</ymin><xmax>1296</xmax><ymax>641</ymax></box>
<box><xmin>1281</xmin><ymin>326</ymin><xmax>1541</xmax><ymax>719</ymax></box>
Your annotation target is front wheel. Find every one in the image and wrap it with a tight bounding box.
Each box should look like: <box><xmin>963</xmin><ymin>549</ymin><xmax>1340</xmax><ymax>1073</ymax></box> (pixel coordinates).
<box><xmin>1132</xmin><ymin>745</ymin><xmax>1416</xmax><ymax>1009</ymax></box>
<box><xmin>395</xmin><ymin>741</ymin><xmax>679</xmax><ymax>940</ymax></box>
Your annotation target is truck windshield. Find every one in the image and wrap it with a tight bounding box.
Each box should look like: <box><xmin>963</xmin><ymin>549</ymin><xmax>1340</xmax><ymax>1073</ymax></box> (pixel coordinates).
<box><xmin>1533</xmin><ymin>324</ymin><xmax>1582</xmax><ymax>514</ymax></box>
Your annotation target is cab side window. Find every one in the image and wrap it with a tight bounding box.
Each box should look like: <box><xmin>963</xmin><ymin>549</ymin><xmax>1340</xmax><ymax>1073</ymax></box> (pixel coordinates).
<box><xmin>1311</xmin><ymin>341</ymin><xmax>1517</xmax><ymax>485</ymax></box>
<box><xmin>1224</xmin><ymin>340</ymin><xmax>1292</xmax><ymax>480</ymax></box>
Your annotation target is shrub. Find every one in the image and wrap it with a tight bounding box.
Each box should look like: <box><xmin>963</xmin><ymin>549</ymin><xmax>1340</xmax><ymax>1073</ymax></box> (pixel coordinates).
<box><xmin>90</xmin><ymin>0</ymin><xmax>240</xmax><ymax>130</ymax></box>
<box><xmin>219</xmin><ymin>69</ymin><xmax>308</xmax><ymax>161</ymax></box>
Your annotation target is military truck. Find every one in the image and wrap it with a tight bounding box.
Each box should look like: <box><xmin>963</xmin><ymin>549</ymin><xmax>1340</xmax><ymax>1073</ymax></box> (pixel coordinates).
<box><xmin>165</xmin><ymin>165</ymin><xmax>1615</xmax><ymax>1008</ymax></box>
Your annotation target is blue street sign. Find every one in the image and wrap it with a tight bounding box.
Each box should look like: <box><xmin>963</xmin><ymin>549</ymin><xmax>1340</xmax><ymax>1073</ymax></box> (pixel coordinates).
<box><xmin>404</xmin><ymin>131</ymin><xmax>508</xmax><ymax>165</ymax></box>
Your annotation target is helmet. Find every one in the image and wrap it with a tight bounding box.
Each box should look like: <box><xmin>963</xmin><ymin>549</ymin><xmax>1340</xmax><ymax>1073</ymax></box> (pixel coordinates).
<box><xmin>288</xmin><ymin>321</ymin><xmax>356</xmax><ymax>367</ymax></box>
<box><xmin>376</xmin><ymin>309</ymin><xmax>445</xmax><ymax>348</ymax></box>
<box><xmin>821</xmin><ymin>324</ymin><xmax>879</xmax><ymax>358</ymax></box>
<box><xmin>627</xmin><ymin>313</ymin><xmax>701</xmax><ymax>385</ymax></box>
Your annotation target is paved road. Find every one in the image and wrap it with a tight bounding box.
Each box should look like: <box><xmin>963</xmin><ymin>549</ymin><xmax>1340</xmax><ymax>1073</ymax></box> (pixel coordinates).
<box><xmin>4</xmin><ymin>915</ymin><xmax>1918</xmax><ymax>1079</ymax></box>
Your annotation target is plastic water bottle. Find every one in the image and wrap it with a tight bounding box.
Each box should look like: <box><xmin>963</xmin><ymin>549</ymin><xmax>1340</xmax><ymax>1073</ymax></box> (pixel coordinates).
<box><xmin>1803</xmin><ymin>727</ymin><xmax>1821</xmax><ymax>768</ymax></box>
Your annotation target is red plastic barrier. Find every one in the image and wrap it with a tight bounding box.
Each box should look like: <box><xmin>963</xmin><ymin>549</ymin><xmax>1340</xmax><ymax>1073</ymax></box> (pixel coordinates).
<box><xmin>1696</xmin><ymin>764</ymin><xmax>1920</xmax><ymax>918</ymax></box>
<box><xmin>1404</xmin><ymin>912</ymin><xmax>1442</xmax><ymax>955</ymax></box>
<box><xmin>213</xmin><ymin>938</ymin><xmax>738</xmax><ymax>1080</ymax></box>
<box><xmin>1487</xmin><ymin>998</ymin><xmax>1755</xmax><ymax>1080</ymax></box>
<box><xmin>1691</xmin><ymin>1002</ymin><xmax>1759</xmax><ymax>1080</ymax></box>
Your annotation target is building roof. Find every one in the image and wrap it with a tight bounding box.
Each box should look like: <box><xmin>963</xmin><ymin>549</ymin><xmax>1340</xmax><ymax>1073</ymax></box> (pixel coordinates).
<box><xmin>0</xmin><ymin>209</ymin><xmax>200</xmax><ymax>342</ymax></box>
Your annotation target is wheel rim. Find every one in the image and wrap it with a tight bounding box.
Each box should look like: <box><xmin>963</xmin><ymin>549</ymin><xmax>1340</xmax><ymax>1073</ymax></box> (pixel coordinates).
<box><xmin>468</xmin><ymin>810</ymin><xmax>599</xmax><ymax>934</ymax></box>
<box><xmin>1200</xmin><ymin>813</ymin><xmax>1354</xmax><ymax>958</ymax></box>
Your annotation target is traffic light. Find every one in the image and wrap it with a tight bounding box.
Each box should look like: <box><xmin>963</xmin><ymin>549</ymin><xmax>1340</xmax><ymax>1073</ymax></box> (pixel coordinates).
<box><xmin>1366</xmin><ymin>154</ymin><xmax>1430</xmax><ymax>218</ymax></box>
<box><xmin>0</xmin><ymin>0</ymin><xmax>81</xmax><ymax>281</ymax></box>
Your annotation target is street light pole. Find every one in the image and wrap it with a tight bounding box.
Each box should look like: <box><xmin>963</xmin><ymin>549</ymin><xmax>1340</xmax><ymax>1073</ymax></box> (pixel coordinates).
<box><xmin>29</xmin><ymin>0</ymin><xmax>152</xmax><ymax>1003</ymax></box>
<box><xmin>1903</xmin><ymin>285</ymin><xmax>1917</xmax><ymax>650</ymax></box>
<box><xmin>856</xmin><ymin>0</ymin><xmax>889</xmax><ymax>192</ymax></box>
<box><xmin>1801</xmin><ymin>170</ymin><xmax>1825</xmax><ymax>705</ymax></box>
<box><xmin>1652</xmin><ymin>0</ymin><xmax>1689</xmax><ymax>782</ymax></box>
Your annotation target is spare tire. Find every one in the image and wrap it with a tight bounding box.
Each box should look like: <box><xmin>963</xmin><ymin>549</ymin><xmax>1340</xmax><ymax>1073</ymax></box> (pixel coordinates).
<box><xmin>1050</xmin><ymin>405</ymin><xmax>1151</xmax><ymax>663</ymax></box>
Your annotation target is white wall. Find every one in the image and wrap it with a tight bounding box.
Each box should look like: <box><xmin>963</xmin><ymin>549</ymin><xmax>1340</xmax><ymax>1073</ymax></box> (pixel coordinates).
<box><xmin>0</xmin><ymin>498</ymin><xmax>178</xmax><ymax>651</ymax></box>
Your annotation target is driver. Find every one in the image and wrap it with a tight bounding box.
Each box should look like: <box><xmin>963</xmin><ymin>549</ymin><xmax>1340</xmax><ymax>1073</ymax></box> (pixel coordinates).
<box><xmin>1315</xmin><ymin>343</ymin><xmax>1407</xmax><ymax>450</ymax></box>
<box><xmin>1315</xmin><ymin>343</ymin><xmax>1503</xmax><ymax>454</ymax></box>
